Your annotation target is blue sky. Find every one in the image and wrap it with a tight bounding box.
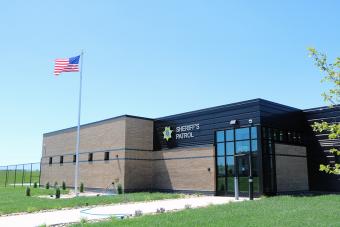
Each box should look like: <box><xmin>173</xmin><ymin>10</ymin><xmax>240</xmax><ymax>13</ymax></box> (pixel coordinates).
<box><xmin>0</xmin><ymin>1</ymin><xmax>339</xmax><ymax>165</ymax></box>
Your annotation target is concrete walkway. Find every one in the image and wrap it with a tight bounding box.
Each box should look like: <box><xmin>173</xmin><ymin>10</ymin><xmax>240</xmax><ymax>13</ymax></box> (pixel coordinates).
<box><xmin>0</xmin><ymin>196</ymin><xmax>248</xmax><ymax>227</ymax></box>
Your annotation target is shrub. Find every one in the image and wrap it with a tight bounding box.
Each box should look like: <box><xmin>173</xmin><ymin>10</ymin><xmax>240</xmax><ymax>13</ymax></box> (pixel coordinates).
<box><xmin>54</xmin><ymin>181</ymin><xmax>58</xmax><ymax>188</ymax></box>
<box><xmin>80</xmin><ymin>182</ymin><xmax>84</xmax><ymax>193</ymax></box>
<box><xmin>45</xmin><ymin>182</ymin><xmax>50</xmax><ymax>189</ymax></box>
<box><xmin>117</xmin><ymin>184</ymin><xmax>123</xmax><ymax>194</ymax></box>
<box><xmin>62</xmin><ymin>181</ymin><xmax>66</xmax><ymax>190</ymax></box>
<box><xmin>33</xmin><ymin>182</ymin><xmax>38</xmax><ymax>188</ymax></box>
<box><xmin>26</xmin><ymin>187</ymin><xmax>31</xmax><ymax>196</ymax></box>
<box><xmin>135</xmin><ymin>210</ymin><xmax>143</xmax><ymax>216</ymax></box>
<box><xmin>55</xmin><ymin>187</ymin><xmax>61</xmax><ymax>199</ymax></box>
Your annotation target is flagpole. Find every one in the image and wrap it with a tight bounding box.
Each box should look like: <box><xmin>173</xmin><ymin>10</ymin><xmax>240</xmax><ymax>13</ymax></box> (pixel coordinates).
<box><xmin>74</xmin><ymin>50</ymin><xmax>84</xmax><ymax>196</ymax></box>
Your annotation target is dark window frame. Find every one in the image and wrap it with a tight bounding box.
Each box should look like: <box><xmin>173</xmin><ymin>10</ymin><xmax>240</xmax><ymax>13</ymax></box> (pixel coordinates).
<box><xmin>104</xmin><ymin>152</ymin><xmax>110</xmax><ymax>161</ymax></box>
<box><xmin>60</xmin><ymin>156</ymin><xmax>64</xmax><ymax>164</ymax></box>
<box><xmin>49</xmin><ymin>157</ymin><xmax>52</xmax><ymax>165</ymax></box>
<box><xmin>88</xmin><ymin>153</ymin><xmax>93</xmax><ymax>162</ymax></box>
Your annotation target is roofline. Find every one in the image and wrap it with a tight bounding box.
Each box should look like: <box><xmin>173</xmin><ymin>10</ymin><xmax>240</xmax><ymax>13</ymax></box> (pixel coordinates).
<box><xmin>303</xmin><ymin>105</ymin><xmax>340</xmax><ymax>112</ymax></box>
<box><xmin>43</xmin><ymin>115</ymin><xmax>154</xmax><ymax>137</ymax></box>
<box><xmin>155</xmin><ymin>98</ymin><xmax>300</xmax><ymax>121</ymax></box>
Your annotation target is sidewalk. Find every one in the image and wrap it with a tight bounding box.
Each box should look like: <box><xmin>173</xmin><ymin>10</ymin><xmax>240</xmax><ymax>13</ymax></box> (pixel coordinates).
<box><xmin>0</xmin><ymin>196</ymin><xmax>248</xmax><ymax>227</ymax></box>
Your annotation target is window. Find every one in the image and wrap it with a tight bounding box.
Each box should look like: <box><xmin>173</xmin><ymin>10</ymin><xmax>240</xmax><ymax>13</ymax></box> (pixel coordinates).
<box><xmin>104</xmin><ymin>152</ymin><xmax>109</xmax><ymax>161</ymax></box>
<box><xmin>60</xmin><ymin>156</ymin><xmax>64</xmax><ymax>164</ymax></box>
<box><xmin>88</xmin><ymin>153</ymin><xmax>93</xmax><ymax>162</ymax></box>
<box><xmin>217</xmin><ymin>143</ymin><xmax>225</xmax><ymax>156</ymax></box>
<box><xmin>216</xmin><ymin>131</ymin><xmax>225</xmax><ymax>143</ymax></box>
<box><xmin>235</xmin><ymin>128</ymin><xmax>249</xmax><ymax>140</ymax></box>
<box><xmin>226</xmin><ymin>142</ymin><xmax>234</xmax><ymax>155</ymax></box>
<box><xmin>73</xmin><ymin>155</ymin><xmax>76</xmax><ymax>163</ymax></box>
<box><xmin>251</xmin><ymin>127</ymin><xmax>257</xmax><ymax>139</ymax></box>
<box><xmin>226</xmin><ymin>129</ymin><xmax>234</xmax><ymax>141</ymax></box>
<box><xmin>217</xmin><ymin>157</ymin><xmax>225</xmax><ymax>176</ymax></box>
<box><xmin>49</xmin><ymin>157</ymin><xmax>52</xmax><ymax>165</ymax></box>
<box><xmin>236</xmin><ymin>140</ymin><xmax>250</xmax><ymax>154</ymax></box>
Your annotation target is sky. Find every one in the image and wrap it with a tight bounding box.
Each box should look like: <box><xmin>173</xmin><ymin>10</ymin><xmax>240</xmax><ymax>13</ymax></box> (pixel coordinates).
<box><xmin>0</xmin><ymin>0</ymin><xmax>339</xmax><ymax>165</ymax></box>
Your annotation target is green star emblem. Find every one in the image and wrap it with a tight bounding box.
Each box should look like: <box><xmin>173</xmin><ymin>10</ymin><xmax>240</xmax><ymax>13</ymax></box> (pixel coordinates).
<box><xmin>163</xmin><ymin>126</ymin><xmax>173</xmax><ymax>141</ymax></box>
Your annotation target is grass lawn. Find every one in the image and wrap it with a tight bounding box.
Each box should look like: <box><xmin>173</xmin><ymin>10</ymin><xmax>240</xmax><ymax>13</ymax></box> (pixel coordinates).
<box><xmin>0</xmin><ymin>187</ymin><xmax>182</xmax><ymax>215</ymax></box>
<box><xmin>74</xmin><ymin>195</ymin><xmax>340</xmax><ymax>227</ymax></box>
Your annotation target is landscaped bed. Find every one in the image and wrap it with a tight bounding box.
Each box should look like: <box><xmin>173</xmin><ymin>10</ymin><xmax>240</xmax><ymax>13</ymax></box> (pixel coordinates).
<box><xmin>0</xmin><ymin>187</ymin><xmax>183</xmax><ymax>215</ymax></box>
<box><xmin>72</xmin><ymin>195</ymin><xmax>340</xmax><ymax>227</ymax></box>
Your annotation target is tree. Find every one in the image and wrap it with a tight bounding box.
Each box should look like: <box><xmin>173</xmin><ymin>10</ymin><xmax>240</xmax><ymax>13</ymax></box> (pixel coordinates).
<box><xmin>308</xmin><ymin>48</ymin><xmax>340</xmax><ymax>174</ymax></box>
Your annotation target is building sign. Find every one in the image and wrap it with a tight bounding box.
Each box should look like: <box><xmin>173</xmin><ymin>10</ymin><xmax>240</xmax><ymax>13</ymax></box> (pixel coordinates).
<box><xmin>163</xmin><ymin>123</ymin><xmax>200</xmax><ymax>141</ymax></box>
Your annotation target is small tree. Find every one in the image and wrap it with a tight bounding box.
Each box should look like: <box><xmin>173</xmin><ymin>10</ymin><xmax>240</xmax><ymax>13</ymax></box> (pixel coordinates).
<box><xmin>26</xmin><ymin>187</ymin><xmax>31</xmax><ymax>196</ymax></box>
<box><xmin>54</xmin><ymin>181</ymin><xmax>58</xmax><ymax>188</ymax></box>
<box><xmin>308</xmin><ymin>48</ymin><xmax>340</xmax><ymax>174</ymax></box>
<box><xmin>80</xmin><ymin>182</ymin><xmax>84</xmax><ymax>193</ymax></box>
<box><xmin>33</xmin><ymin>182</ymin><xmax>38</xmax><ymax>188</ymax></box>
<box><xmin>62</xmin><ymin>181</ymin><xmax>66</xmax><ymax>190</ymax></box>
<box><xmin>117</xmin><ymin>184</ymin><xmax>123</xmax><ymax>194</ymax></box>
<box><xmin>55</xmin><ymin>187</ymin><xmax>61</xmax><ymax>199</ymax></box>
<box><xmin>45</xmin><ymin>182</ymin><xmax>50</xmax><ymax>189</ymax></box>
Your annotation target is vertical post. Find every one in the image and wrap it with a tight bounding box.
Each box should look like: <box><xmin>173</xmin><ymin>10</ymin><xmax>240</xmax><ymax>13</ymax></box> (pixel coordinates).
<box><xmin>74</xmin><ymin>51</ymin><xmax>84</xmax><ymax>196</ymax></box>
<box><xmin>249</xmin><ymin>128</ymin><xmax>254</xmax><ymax>200</ymax></box>
<box><xmin>234</xmin><ymin>160</ymin><xmax>239</xmax><ymax>200</ymax></box>
<box><xmin>22</xmin><ymin>165</ymin><xmax>25</xmax><ymax>187</ymax></box>
<box><xmin>30</xmin><ymin>163</ymin><xmax>33</xmax><ymax>186</ymax></box>
<box><xmin>5</xmin><ymin>166</ymin><xmax>8</xmax><ymax>187</ymax></box>
<box><xmin>14</xmin><ymin>165</ymin><xmax>17</xmax><ymax>188</ymax></box>
<box><xmin>39</xmin><ymin>161</ymin><xmax>42</xmax><ymax>188</ymax></box>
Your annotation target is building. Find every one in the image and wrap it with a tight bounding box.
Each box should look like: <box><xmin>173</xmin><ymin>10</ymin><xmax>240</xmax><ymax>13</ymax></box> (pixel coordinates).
<box><xmin>40</xmin><ymin>99</ymin><xmax>340</xmax><ymax>196</ymax></box>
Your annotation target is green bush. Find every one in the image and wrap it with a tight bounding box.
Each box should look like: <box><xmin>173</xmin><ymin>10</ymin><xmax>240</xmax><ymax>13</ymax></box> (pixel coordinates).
<box><xmin>33</xmin><ymin>182</ymin><xmax>38</xmax><ymax>188</ymax></box>
<box><xmin>26</xmin><ymin>187</ymin><xmax>31</xmax><ymax>197</ymax></box>
<box><xmin>117</xmin><ymin>184</ymin><xmax>123</xmax><ymax>194</ymax></box>
<box><xmin>45</xmin><ymin>182</ymin><xmax>50</xmax><ymax>189</ymax></box>
<box><xmin>54</xmin><ymin>181</ymin><xmax>58</xmax><ymax>188</ymax></box>
<box><xmin>55</xmin><ymin>187</ymin><xmax>61</xmax><ymax>199</ymax></box>
<box><xmin>80</xmin><ymin>182</ymin><xmax>84</xmax><ymax>193</ymax></box>
<box><xmin>62</xmin><ymin>181</ymin><xmax>66</xmax><ymax>190</ymax></box>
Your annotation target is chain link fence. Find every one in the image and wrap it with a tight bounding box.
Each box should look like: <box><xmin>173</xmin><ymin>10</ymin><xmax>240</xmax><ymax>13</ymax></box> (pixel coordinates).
<box><xmin>0</xmin><ymin>163</ymin><xmax>40</xmax><ymax>187</ymax></box>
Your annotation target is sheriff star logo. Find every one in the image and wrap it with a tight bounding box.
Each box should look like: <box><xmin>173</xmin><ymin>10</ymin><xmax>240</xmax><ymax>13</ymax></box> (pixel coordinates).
<box><xmin>163</xmin><ymin>126</ymin><xmax>173</xmax><ymax>141</ymax></box>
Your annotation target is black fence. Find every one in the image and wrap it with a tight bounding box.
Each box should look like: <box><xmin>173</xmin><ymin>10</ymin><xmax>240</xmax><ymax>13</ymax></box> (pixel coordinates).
<box><xmin>0</xmin><ymin>163</ymin><xmax>40</xmax><ymax>187</ymax></box>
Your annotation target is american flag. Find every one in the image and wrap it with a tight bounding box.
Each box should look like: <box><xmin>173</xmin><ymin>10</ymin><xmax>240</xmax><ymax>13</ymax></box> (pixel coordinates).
<box><xmin>54</xmin><ymin>55</ymin><xmax>80</xmax><ymax>76</ymax></box>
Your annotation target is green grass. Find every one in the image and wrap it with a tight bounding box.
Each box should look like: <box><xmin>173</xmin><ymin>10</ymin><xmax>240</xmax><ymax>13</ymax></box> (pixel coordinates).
<box><xmin>0</xmin><ymin>187</ymin><xmax>182</xmax><ymax>215</ymax></box>
<box><xmin>73</xmin><ymin>195</ymin><xmax>340</xmax><ymax>227</ymax></box>
<box><xmin>0</xmin><ymin>170</ymin><xmax>40</xmax><ymax>187</ymax></box>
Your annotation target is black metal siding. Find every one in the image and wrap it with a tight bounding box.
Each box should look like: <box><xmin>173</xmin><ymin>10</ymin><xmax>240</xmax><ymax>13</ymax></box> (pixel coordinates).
<box><xmin>304</xmin><ymin>106</ymin><xmax>340</xmax><ymax>191</ymax></box>
<box><xmin>154</xmin><ymin>99</ymin><xmax>262</xmax><ymax>150</ymax></box>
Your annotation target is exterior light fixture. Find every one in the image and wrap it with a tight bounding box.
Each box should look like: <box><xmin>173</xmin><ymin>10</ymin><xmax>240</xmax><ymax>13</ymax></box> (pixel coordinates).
<box><xmin>229</xmin><ymin>120</ymin><xmax>238</xmax><ymax>125</ymax></box>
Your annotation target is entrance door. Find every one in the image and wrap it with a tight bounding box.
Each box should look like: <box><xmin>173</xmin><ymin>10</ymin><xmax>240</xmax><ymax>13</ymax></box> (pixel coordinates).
<box><xmin>235</xmin><ymin>154</ymin><xmax>250</xmax><ymax>194</ymax></box>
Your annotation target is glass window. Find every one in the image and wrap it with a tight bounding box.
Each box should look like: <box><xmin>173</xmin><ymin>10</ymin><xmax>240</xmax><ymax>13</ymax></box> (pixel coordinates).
<box><xmin>226</xmin><ymin>142</ymin><xmax>234</xmax><ymax>155</ymax></box>
<box><xmin>73</xmin><ymin>155</ymin><xmax>76</xmax><ymax>163</ymax></box>
<box><xmin>217</xmin><ymin>177</ymin><xmax>226</xmax><ymax>192</ymax></box>
<box><xmin>217</xmin><ymin>143</ymin><xmax>225</xmax><ymax>156</ymax></box>
<box><xmin>251</xmin><ymin>139</ymin><xmax>258</xmax><ymax>153</ymax></box>
<box><xmin>251</xmin><ymin>127</ymin><xmax>257</xmax><ymax>139</ymax></box>
<box><xmin>263</xmin><ymin>141</ymin><xmax>273</xmax><ymax>154</ymax></box>
<box><xmin>88</xmin><ymin>153</ymin><xmax>93</xmax><ymax>162</ymax></box>
<box><xmin>60</xmin><ymin>156</ymin><xmax>64</xmax><ymax>164</ymax></box>
<box><xmin>236</xmin><ymin>140</ymin><xmax>250</xmax><ymax>154</ymax></box>
<box><xmin>104</xmin><ymin>152</ymin><xmax>110</xmax><ymax>161</ymax></box>
<box><xmin>216</xmin><ymin>131</ymin><xmax>225</xmax><ymax>143</ymax></box>
<box><xmin>279</xmin><ymin>130</ymin><xmax>284</xmax><ymax>141</ymax></box>
<box><xmin>235</xmin><ymin>128</ymin><xmax>249</xmax><ymax>140</ymax></box>
<box><xmin>226</xmin><ymin>129</ymin><xmax>234</xmax><ymax>141</ymax></box>
<box><xmin>226</xmin><ymin>156</ymin><xmax>234</xmax><ymax>175</ymax></box>
<box><xmin>227</xmin><ymin>176</ymin><xmax>234</xmax><ymax>192</ymax></box>
<box><xmin>217</xmin><ymin>157</ymin><xmax>225</xmax><ymax>176</ymax></box>
<box><xmin>49</xmin><ymin>157</ymin><xmax>52</xmax><ymax>165</ymax></box>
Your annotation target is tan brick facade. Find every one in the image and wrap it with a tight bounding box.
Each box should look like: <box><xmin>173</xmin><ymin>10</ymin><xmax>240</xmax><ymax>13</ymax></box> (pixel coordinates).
<box><xmin>40</xmin><ymin>116</ymin><xmax>216</xmax><ymax>193</ymax></box>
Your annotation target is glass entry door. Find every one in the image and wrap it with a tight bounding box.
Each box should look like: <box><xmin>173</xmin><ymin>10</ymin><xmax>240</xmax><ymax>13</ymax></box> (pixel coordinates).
<box><xmin>215</xmin><ymin>126</ymin><xmax>259</xmax><ymax>196</ymax></box>
<box><xmin>235</xmin><ymin>154</ymin><xmax>250</xmax><ymax>194</ymax></box>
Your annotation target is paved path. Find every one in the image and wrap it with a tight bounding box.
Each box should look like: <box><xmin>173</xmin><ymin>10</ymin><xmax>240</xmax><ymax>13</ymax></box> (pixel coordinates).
<box><xmin>0</xmin><ymin>196</ymin><xmax>248</xmax><ymax>227</ymax></box>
